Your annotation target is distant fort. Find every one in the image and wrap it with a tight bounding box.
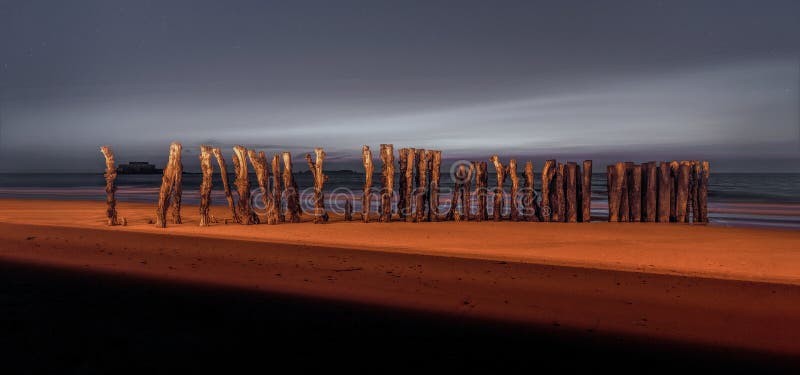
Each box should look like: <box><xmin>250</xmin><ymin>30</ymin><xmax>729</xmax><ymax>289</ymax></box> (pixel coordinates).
<box><xmin>117</xmin><ymin>161</ymin><xmax>162</xmax><ymax>174</ymax></box>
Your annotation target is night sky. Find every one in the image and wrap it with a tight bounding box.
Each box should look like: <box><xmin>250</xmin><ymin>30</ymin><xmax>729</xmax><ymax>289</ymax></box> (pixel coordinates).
<box><xmin>0</xmin><ymin>0</ymin><xmax>798</xmax><ymax>172</ymax></box>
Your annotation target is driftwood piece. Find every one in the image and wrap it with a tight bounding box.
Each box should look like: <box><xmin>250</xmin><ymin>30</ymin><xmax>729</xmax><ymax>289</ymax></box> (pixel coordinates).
<box><xmin>379</xmin><ymin>144</ymin><xmax>395</xmax><ymax>223</ymax></box>
<box><xmin>698</xmin><ymin>161</ymin><xmax>709</xmax><ymax>223</ymax></box>
<box><xmin>542</xmin><ymin>160</ymin><xmax>556</xmax><ymax>222</ymax></box>
<box><xmin>170</xmin><ymin>144</ymin><xmax>183</xmax><ymax>224</ymax></box>
<box><xmin>414</xmin><ymin>149</ymin><xmax>428</xmax><ymax>222</ymax></box>
<box><xmin>404</xmin><ymin>148</ymin><xmax>415</xmax><ymax>222</ymax></box>
<box><xmin>397</xmin><ymin>148</ymin><xmax>409</xmax><ymax>220</ymax></box>
<box><xmin>489</xmin><ymin>155</ymin><xmax>505</xmax><ymax>221</ymax></box>
<box><xmin>270</xmin><ymin>154</ymin><xmax>284</xmax><ymax>223</ymax></box>
<box><xmin>508</xmin><ymin>159</ymin><xmax>520</xmax><ymax>221</ymax></box>
<box><xmin>656</xmin><ymin>162</ymin><xmax>671</xmax><ymax>222</ymax></box>
<box><xmin>233</xmin><ymin>145</ymin><xmax>257</xmax><ymax>225</ymax></box>
<box><xmin>198</xmin><ymin>145</ymin><xmax>214</xmax><ymax>226</ymax></box>
<box><xmin>100</xmin><ymin>146</ymin><xmax>119</xmax><ymax>226</ymax></box>
<box><xmin>675</xmin><ymin>161</ymin><xmax>691</xmax><ymax>223</ymax></box>
<box><xmin>565</xmin><ymin>162</ymin><xmax>577</xmax><ymax>222</ymax></box>
<box><xmin>582</xmin><ymin>160</ymin><xmax>592</xmax><ymax>223</ymax></box>
<box><xmin>629</xmin><ymin>164</ymin><xmax>642</xmax><ymax>222</ymax></box>
<box><xmin>248</xmin><ymin>150</ymin><xmax>270</xmax><ymax>223</ymax></box>
<box><xmin>344</xmin><ymin>199</ymin><xmax>353</xmax><ymax>221</ymax></box>
<box><xmin>643</xmin><ymin>162</ymin><xmax>657</xmax><ymax>222</ymax></box>
<box><xmin>305</xmin><ymin>148</ymin><xmax>329</xmax><ymax>224</ymax></box>
<box><xmin>429</xmin><ymin>150</ymin><xmax>441</xmax><ymax>221</ymax></box>
<box><xmin>212</xmin><ymin>147</ymin><xmax>240</xmax><ymax>224</ymax></box>
<box><xmin>554</xmin><ymin>163</ymin><xmax>565</xmax><ymax>222</ymax></box>
<box><xmin>361</xmin><ymin>146</ymin><xmax>374</xmax><ymax>223</ymax></box>
<box><xmin>282</xmin><ymin>152</ymin><xmax>301</xmax><ymax>223</ymax></box>
<box><xmin>608</xmin><ymin>162</ymin><xmax>626</xmax><ymax>222</ymax></box>
<box><xmin>155</xmin><ymin>142</ymin><xmax>180</xmax><ymax>228</ymax></box>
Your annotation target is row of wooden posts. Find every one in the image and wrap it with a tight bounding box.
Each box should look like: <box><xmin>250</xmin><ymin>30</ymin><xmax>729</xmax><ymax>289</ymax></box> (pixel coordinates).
<box><xmin>100</xmin><ymin>143</ymin><xmax>709</xmax><ymax>226</ymax></box>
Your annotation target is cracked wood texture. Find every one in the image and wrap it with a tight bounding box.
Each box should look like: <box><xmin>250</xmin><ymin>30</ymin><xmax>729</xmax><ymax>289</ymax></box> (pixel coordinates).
<box><xmin>212</xmin><ymin>147</ymin><xmax>240</xmax><ymax>224</ymax></box>
<box><xmin>282</xmin><ymin>152</ymin><xmax>301</xmax><ymax>223</ymax></box>
<box><xmin>198</xmin><ymin>145</ymin><xmax>213</xmax><ymax>227</ymax></box>
<box><xmin>100</xmin><ymin>146</ymin><xmax>118</xmax><ymax>226</ymax></box>
<box><xmin>361</xmin><ymin>145</ymin><xmax>374</xmax><ymax>223</ymax></box>
<box><xmin>305</xmin><ymin>148</ymin><xmax>329</xmax><ymax>224</ymax></box>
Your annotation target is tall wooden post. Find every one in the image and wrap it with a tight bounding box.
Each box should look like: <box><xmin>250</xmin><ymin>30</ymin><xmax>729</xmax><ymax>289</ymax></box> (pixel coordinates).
<box><xmin>305</xmin><ymin>148</ymin><xmax>329</xmax><ymax>224</ymax></box>
<box><xmin>643</xmin><ymin>162</ymin><xmax>657</xmax><ymax>222</ymax></box>
<box><xmin>170</xmin><ymin>143</ymin><xmax>183</xmax><ymax>224</ymax></box>
<box><xmin>669</xmin><ymin>160</ymin><xmax>679</xmax><ymax>222</ymax></box>
<box><xmin>463</xmin><ymin>162</ymin><xmax>474</xmax><ymax>221</ymax></box>
<box><xmin>691</xmin><ymin>161</ymin><xmax>701</xmax><ymax>223</ymax></box>
<box><xmin>361</xmin><ymin>145</ymin><xmax>374</xmax><ymax>223</ymax></box>
<box><xmin>629</xmin><ymin>164</ymin><xmax>642</xmax><ymax>222</ymax></box>
<box><xmin>212</xmin><ymin>147</ymin><xmax>240</xmax><ymax>224</ymax></box>
<box><xmin>199</xmin><ymin>145</ymin><xmax>213</xmax><ymax>226</ymax></box>
<box><xmin>344</xmin><ymin>199</ymin><xmax>353</xmax><ymax>221</ymax></box>
<box><xmin>608</xmin><ymin>162</ymin><xmax>626</xmax><ymax>222</ymax></box>
<box><xmin>474</xmin><ymin>161</ymin><xmax>487</xmax><ymax>221</ymax></box>
<box><xmin>523</xmin><ymin>161</ymin><xmax>540</xmax><ymax>221</ymax></box>
<box><xmin>415</xmin><ymin>149</ymin><xmax>429</xmax><ymax>222</ymax></box>
<box><xmin>282</xmin><ymin>152</ymin><xmax>301</xmax><ymax>223</ymax></box>
<box><xmin>698</xmin><ymin>161</ymin><xmax>709</xmax><ymax>223</ymax></box>
<box><xmin>542</xmin><ymin>160</ymin><xmax>556</xmax><ymax>222</ymax></box>
<box><xmin>656</xmin><ymin>162</ymin><xmax>671</xmax><ymax>222</ymax></box>
<box><xmin>565</xmin><ymin>162</ymin><xmax>577</xmax><ymax>222</ymax></box>
<box><xmin>379</xmin><ymin>144</ymin><xmax>395</xmax><ymax>223</ymax></box>
<box><xmin>397</xmin><ymin>148</ymin><xmax>409</xmax><ymax>220</ymax></box>
<box><xmin>489</xmin><ymin>155</ymin><xmax>505</xmax><ymax>221</ymax></box>
<box><xmin>233</xmin><ymin>145</ymin><xmax>257</xmax><ymax>225</ymax></box>
<box><xmin>619</xmin><ymin>163</ymin><xmax>631</xmax><ymax>222</ymax></box>
<box><xmin>270</xmin><ymin>154</ymin><xmax>284</xmax><ymax>223</ymax></box>
<box><xmin>404</xmin><ymin>148</ymin><xmax>415</xmax><ymax>222</ymax></box>
<box><xmin>447</xmin><ymin>163</ymin><xmax>467</xmax><ymax>221</ymax></box>
<box><xmin>429</xmin><ymin>150</ymin><xmax>441</xmax><ymax>221</ymax></box>
<box><xmin>675</xmin><ymin>161</ymin><xmax>691</xmax><ymax>223</ymax></box>
<box><xmin>155</xmin><ymin>142</ymin><xmax>180</xmax><ymax>228</ymax></box>
<box><xmin>100</xmin><ymin>146</ymin><xmax>119</xmax><ymax>226</ymax></box>
<box><xmin>508</xmin><ymin>159</ymin><xmax>520</xmax><ymax>221</ymax></box>
<box><xmin>554</xmin><ymin>163</ymin><xmax>565</xmax><ymax>222</ymax></box>
<box><xmin>248</xmin><ymin>150</ymin><xmax>270</xmax><ymax>223</ymax></box>
<box><xmin>582</xmin><ymin>160</ymin><xmax>592</xmax><ymax>222</ymax></box>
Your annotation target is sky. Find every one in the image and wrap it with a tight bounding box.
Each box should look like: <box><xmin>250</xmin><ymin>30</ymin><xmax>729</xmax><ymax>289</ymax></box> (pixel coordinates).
<box><xmin>0</xmin><ymin>0</ymin><xmax>798</xmax><ymax>172</ymax></box>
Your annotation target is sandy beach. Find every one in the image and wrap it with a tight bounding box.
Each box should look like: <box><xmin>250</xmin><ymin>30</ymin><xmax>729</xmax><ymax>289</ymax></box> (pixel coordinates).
<box><xmin>2</xmin><ymin>198</ymin><xmax>800</xmax><ymax>370</ymax></box>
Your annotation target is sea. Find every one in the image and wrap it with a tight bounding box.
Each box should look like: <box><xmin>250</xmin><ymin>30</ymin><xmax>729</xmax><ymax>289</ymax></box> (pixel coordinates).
<box><xmin>1</xmin><ymin>172</ymin><xmax>798</xmax><ymax>229</ymax></box>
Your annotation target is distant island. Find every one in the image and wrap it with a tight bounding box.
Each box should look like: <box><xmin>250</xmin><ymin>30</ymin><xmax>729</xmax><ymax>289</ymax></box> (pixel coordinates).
<box><xmin>117</xmin><ymin>162</ymin><xmax>163</xmax><ymax>174</ymax></box>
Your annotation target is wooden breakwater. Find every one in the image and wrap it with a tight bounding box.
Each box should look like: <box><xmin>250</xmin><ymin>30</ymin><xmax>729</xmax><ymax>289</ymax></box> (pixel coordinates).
<box><xmin>99</xmin><ymin>143</ymin><xmax>709</xmax><ymax>226</ymax></box>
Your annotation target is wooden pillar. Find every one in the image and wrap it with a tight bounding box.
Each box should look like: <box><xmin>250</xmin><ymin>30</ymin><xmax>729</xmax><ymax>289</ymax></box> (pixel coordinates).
<box><xmin>619</xmin><ymin>163</ymin><xmax>630</xmax><ymax>222</ymax></box>
<box><xmin>429</xmin><ymin>150</ymin><xmax>441</xmax><ymax>221</ymax></box>
<box><xmin>282</xmin><ymin>152</ymin><xmax>301</xmax><ymax>223</ymax></box>
<box><xmin>361</xmin><ymin>146</ymin><xmax>374</xmax><ymax>223</ymax></box>
<box><xmin>629</xmin><ymin>164</ymin><xmax>642</xmax><ymax>222</ymax></box>
<box><xmin>608</xmin><ymin>162</ymin><xmax>626</xmax><ymax>222</ymax></box>
<box><xmin>344</xmin><ymin>199</ymin><xmax>353</xmax><ymax>221</ymax></box>
<box><xmin>270</xmin><ymin>154</ymin><xmax>284</xmax><ymax>223</ymax></box>
<box><xmin>414</xmin><ymin>149</ymin><xmax>429</xmax><ymax>222</ymax></box>
<box><xmin>554</xmin><ymin>163</ymin><xmax>565</xmax><ymax>222</ymax></box>
<box><xmin>489</xmin><ymin>155</ymin><xmax>505</xmax><ymax>221</ymax></box>
<box><xmin>669</xmin><ymin>160</ymin><xmax>679</xmax><ymax>222</ymax></box>
<box><xmin>99</xmin><ymin>146</ymin><xmax>119</xmax><ymax>226</ymax></box>
<box><xmin>447</xmin><ymin>163</ymin><xmax>467</xmax><ymax>221</ymax></box>
<box><xmin>379</xmin><ymin>144</ymin><xmax>395</xmax><ymax>223</ymax></box>
<box><xmin>305</xmin><ymin>148</ymin><xmax>329</xmax><ymax>224</ymax></box>
<box><xmin>698</xmin><ymin>161</ymin><xmax>709</xmax><ymax>223</ymax></box>
<box><xmin>248</xmin><ymin>150</ymin><xmax>270</xmax><ymax>223</ymax></box>
<box><xmin>523</xmin><ymin>161</ymin><xmax>539</xmax><ymax>221</ymax></box>
<box><xmin>198</xmin><ymin>145</ymin><xmax>213</xmax><ymax>226</ymax></box>
<box><xmin>675</xmin><ymin>161</ymin><xmax>691</xmax><ymax>223</ymax></box>
<box><xmin>404</xmin><ymin>148</ymin><xmax>415</xmax><ymax>222</ymax></box>
<box><xmin>508</xmin><ymin>159</ymin><xmax>520</xmax><ymax>221</ymax></box>
<box><xmin>233</xmin><ymin>145</ymin><xmax>257</xmax><ymax>225</ymax></box>
<box><xmin>656</xmin><ymin>161</ymin><xmax>671</xmax><ymax>222</ymax></box>
<box><xmin>212</xmin><ymin>147</ymin><xmax>241</xmax><ymax>224</ymax></box>
<box><xmin>474</xmin><ymin>161</ymin><xmax>487</xmax><ymax>221</ymax></box>
<box><xmin>643</xmin><ymin>162</ymin><xmax>657</xmax><ymax>222</ymax></box>
<box><xmin>463</xmin><ymin>162</ymin><xmax>474</xmax><ymax>221</ymax></box>
<box><xmin>691</xmin><ymin>161</ymin><xmax>701</xmax><ymax>223</ymax></box>
<box><xmin>582</xmin><ymin>160</ymin><xmax>592</xmax><ymax>222</ymax></box>
<box><xmin>155</xmin><ymin>142</ymin><xmax>180</xmax><ymax>228</ymax></box>
<box><xmin>565</xmin><ymin>162</ymin><xmax>577</xmax><ymax>222</ymax></box>
<box><xmin>170</xmin><ymin>143</ymin><xmax>183</xmax><ymax>224</ymax></box>
<box><xmin>542</xmin><ymin>160</ymin><xmax>556</xmax><ymax>222</ymax></box>
<box><xmin>397</xmin><ymin>148</ymin><xmax>409</xmax><ymax>220</ymax></box>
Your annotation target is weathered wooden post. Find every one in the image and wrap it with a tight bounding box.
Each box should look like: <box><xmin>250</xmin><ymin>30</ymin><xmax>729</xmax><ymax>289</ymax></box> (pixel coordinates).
<box><xmin>463</xmin><ymin>162</ymin><xmax>474</xmax><ymax>221</ymax></box>
<box><xmin>675</xmin><ymin>161</ymin><xmax>691</xmax><ymax>223</ymax></box>
<box><xmin>554</xmin><ymin>163</ymin><xmax>565</xmax><ymax>222</ymax></box>
<box><xmin>233</xmin><ymin>145</ymin><xmax>257</xmax><ymax>225</ymax></box>
<box><xmin>361</xmin><ymin>145</ymin><xmax>374</xmax><ymax>223</ymax></box>
<box><xmin>608</xmin><ymin>162</ymin><xmax>626</xmax><ymax>222</ymax></box>
<box><xmin>155</xmin><ymin>142</ymin><xmax>180</xmax><ymax>228</ymax></box>
<box><xmin>414</xmin><ymin>149</ymin><xmax>429</xmax><ymax>222</ymax></box>
<box><xmin>212</xmin><ymin>147</ymin><xmax>240</xmax><ymax>224</ymax></box>
<box><xmin>669</xmin><ymin>160</ymin><xmax>679</xmax><ymax>222</ymax></box>
<box><xmin>576</xmin><ymin>162</ymin><xmax>583</xmax><ymax>221</ymax></box>
<box><xmin>582</xmin><ymin>160</ymin><xmax>592</xmax><ymax>222</ymax></box>
<box><xmin>305</xmin><ymin>148</ymin><xmax>329</xmax><ymax>224</ymax></box>
<box><xmin>489</xmin><ymin>155</ymin><xmax>505</xmax><ymax>221</ymax></box>
<box><xmin>629</xmin><ymin>164</ymin><xmax>642</xmax><ymax>222</ymax></box>
<box><xmin>282</xmin><ymin>152</ymin><xmax>301</xmax><ymax>223</ymax></box>
<box><xmin>446</xmin><ymin>163</ymin><xmax>467</xmax><ymax>221</ymax></box>
<box><xmin>542</xmin><ymin>160</ymin><xmax>556</xmax><ymax>222</ymax></box>
<box><xmin>379</xmin><ymin>144</ymin><xmax>395</xmax><ymax>223</ymax></box>
<box><xmin>170</xmin><ymin>143</ymin><xmax>183</xmax><ymax>224</ymax></box>
<box><xmin>344</xmin><ymin>199</ymin><xmax>353</xmax><ymax>221</ymax></box>
<box><xmin>698</xmin><ymin>161</ymin><xmax>709</xmax><ymax>223</ymax></box>
<box><xmin>397</xmin><ymin>148</ymin><xmax>409</xmax><ymax>220</ymax></box>
<box><xmin>248</xmin><ymin>150</ymin><xmax>270</xmax><ymax>223</ymax></box>
<box><xmin>691</xmin><ymin>161</ymin><xmax>700</xmax><ymax>223</ymax></box>
<box><xmin>565</xmin><ymin>162</ymin><xmax>578</xmax><ymax>222</ymax></box>
<box><xmin>656</xmin><ymin>161</ymin><xmax>671</xmax><ymax>222</ymax></box>
<box><xmin>429</xmin><ymin>150</ymin><xmax>441</xmax><ymax>221</ymax></box>
<box><xmin>403</xmin><ymin>148</ymin><xmax>415</xmax><ymax>222</ymax></box>
<box><xmin>619</xmin><ymin>163</ymin><xmax>631</xmax><ymax>222</ymax></box>
<box><xmin>199</xmin><ymin>145</ymin><xmax>214</xmax><ymax>226</ymax></box>
<box><xmin>270</xmin><ymin>154</ymin><xmax>284</xmax><ymax>223</ymax></box>
<box><xmin>100</xmin><ymin>146</ymin><xmax>119</xmax><ymax>226</ymax></box>
<box><xmin>508</xmin><ymin>159</ymin><xmax>520</xmax><ymax>221</ymax></box>
<box><xmin>474</xmin><ymin>161</ymin><xmax>487</xmax><ymax>221</ymax></box>
<box><xmin>522</xmin><ymin>161</ymin><xmax>540</xmax><ymax>221</ymax></box>
<box><xmin>643</xmin><ymin>162</ymin><xmax>657</xmax><ymax>222</ymax></box>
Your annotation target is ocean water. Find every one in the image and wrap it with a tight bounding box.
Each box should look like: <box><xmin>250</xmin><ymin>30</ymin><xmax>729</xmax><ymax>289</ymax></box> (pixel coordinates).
<box><xmin>1</xmin><ymin>172</ymin><xmax>798</xmax><ymax>229</ymax></box>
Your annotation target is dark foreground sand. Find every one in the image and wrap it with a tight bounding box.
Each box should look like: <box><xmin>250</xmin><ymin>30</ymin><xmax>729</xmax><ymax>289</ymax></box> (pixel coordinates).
<box><xmin>1</xmin><ymin>199</ymin><xmax>799</xmax><ymax>371</ymax></box>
